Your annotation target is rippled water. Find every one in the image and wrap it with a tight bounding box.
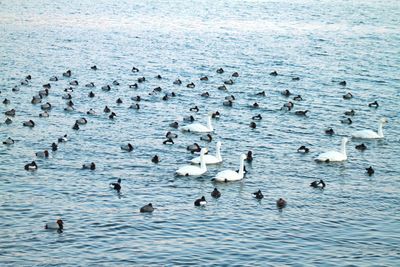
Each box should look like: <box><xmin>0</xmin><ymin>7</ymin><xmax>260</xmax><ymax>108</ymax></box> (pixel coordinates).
<box><xmin>1</xmin><ymin>0</ymin><xmax>400</xmax><ymax>265</ymax></box>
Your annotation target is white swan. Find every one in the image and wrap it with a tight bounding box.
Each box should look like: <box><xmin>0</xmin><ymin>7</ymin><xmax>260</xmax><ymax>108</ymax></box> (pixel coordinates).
<box><xmin>181</xmin><ymin>113</ymin><xmax>213</xmax><ymax>133</ymax></box>
<box><xmin>176</xmin><ymin>148</ymin><xmax>207</xmax><ymax>176</ymax></box>
<box><xmin>213</xmin><ymin>154</ymin><xmax>247</xmax><ymax>182</ymax></box>
<box><xmin>351</xmin><ymin>118</ymin><xmax>388</xmax><ymax>139</ymax></box>
<box><xmin>191</xmin><ymin>141</ymin><xmax>222</xmax><ymax>164</ymax></box>
<box><xmin>315</xmin><ymin>137</ymin><xmax>348</xmax><ymax>162</ymax></box>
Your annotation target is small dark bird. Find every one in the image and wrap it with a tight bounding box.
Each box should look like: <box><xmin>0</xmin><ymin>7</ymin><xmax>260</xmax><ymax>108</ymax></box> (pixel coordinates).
<box><xmin>253</xmin><ymin>190</ymin><xmax>263</xmax><ymax>200</ymax></box>
<box><xmin>72</xmin><ymin>123</ymin><xmax>79</xmax><ymax>130</ymax></box>
<box><xmin>121</xmin><ymin>143</ymin><xmax>133</xmax><ymax>152</ymax></box>
<box><xmin>3</xmin><ymin>98</ymin><xmax>10</xmax><ymax>104</ymax></box>
<box><xmin>344</xmin><ymin>109</ymin><xmax>355</xmax><ymax>116</ymax></box>
<box><xmin>295</xmin><ymin>110</ymin><xmax>309</xmax><ymax>116</ymax></box>
<box><xmin>91</xmin><ymin>65</ymin><xmax>97</xmax><ymax>70</ymax></box>
<box><xmin>113</xmin><ymin>80</ymin><xmax>120</xmax><ymax>86</ymax></box>
<box><xmin>270</xmin><ymin>70</ymin><xmax>278</xmax><ymax>76</ymax></box>
<box><xmin>187</xmin><ymin>143</ymin><xmax>201</xmax><ymax>153</ymax></box>
<box><xmin>186</xmin><ymin>82</ymin><xmax>195</xmax><ymax>88</ymax></box>
<box><xmin>183</xmin><ymin>115</ymin><xmax>195</xmax><ymax>122</ymax></box>
<box><xmin>5</xmin><ymin>118</ymin><xmax>12</xmax><ymax>124</ymax></box>
<box><xmin>246</xmin><ymin>151</ymin><xmax>253</xmax><ymax>162</ymax></box>
<box><xmin>109</xmin><ymin>112</ymin><xmax>116</xmax><ymax>119</ymax></box>
<box><xmin>368</xmin><ymin>101</ymin><xmax>379</xmax><ymax>108</ymax></box>
<box><xmin>152</xmin><ymin>155</ymin><xmax>160</xmax><ymax>163</ymax></box>
<box><xmin>194</xmin><ymin>196</ymin><xmax>207</xmax><ymax>206</ymax></box>
<box><xmin>166</xmin><ymin>131</ymin><xmax>178</xmax><ymax>139</ymax></box>
<box><xmin>276</xmin><ymin>198</ymin><xmax>287</xmax><ymax>209</ymax></box>
<box><xmin>24</xmin><ymin>161</ymin><xmax>37</xmax><ymax>171</ymax></box>
<box><xmin>137</xmin><ymin>77</ymin><xmax>146</xmax><ymax>83</ymax></box>
<box><xmin>252</xmin><ymin>114</ymin><xmax>262</xmax><ymax>120</ymax></box>
<box><xmin>216</xmin><ymin>68</ymin><xmax>224</xmax><ymax>74</ymax></box>
<box><xmin>343</xmin><ymin>92</ymin><xmax>353</xmax><ymax>100</ymax></box>
<box><xmin>82</xmin><ymin>162</ymin><xmax>96</xmax><ymax>170</ymax></box>
<box><xmin>325</xmin><ymin>128</ymin><xmax>335</xmax><ymax>135</ymax></box>
<box><xmin>292</xmin><ymin>77</ymin><xmax>300</xmax><ymax>81</ymax></box>
<box><xmin>132</xmin><ymin>95</ymin><xmax>141</xmax><ymax>102</ymax></box>
<box><xmin>252</xmin><ymin>102</ymin><xmax>259</xmax><ymax>108</ymax></box>
<box><xmin>297</xmin><ymin>146</ymin><xmax>310</xmax><ymax>153</ymax></box>
<box><xmin>51</xmin><ymin>142</ymin><xmax>58</xmax><ymax>151</ymax></box>
<box><xmin>129</xmin><ymin>83</ymin><xmax>138</xmax><ymax>89</ymax></box>
<box><xmin>104</xmin><ymin>106</ymin><xmax>110</xmax><ymax>113</ymax></box>
<box><xmin>281</xmin><ymin>90</ymin><xmax>291</xmax><ymax>97</ymax></box>
<box><xmin>232</xmin><ymin>72</ymin><xmax>239</xmax><ymax>77</ymax></box>
<box><xmin>224</xmin><ymin>79</ymin><xmax>234</xmax><ymax>85</ymax></box>
<box><xmin>132</xmin><ymin>66</ymin><xmax>139</xmax><ymax>72</ymax></box>
<box><xmin>140</xmin><ymin>203</ymin><xmax>154</xmax><ymax>213</ymax></box>
<box><xmin>25</xmin><ymin>75</ymin><xmax>32</xmax><ymax>80</ymax></box>
<box><xmin>355</xmin><ymin>143</ymin><xmax>367</xmax><ymax>151</ymax></box>
<box><xmin>256</xmin><ymin>91</ymin><xmax>266</xmax><ymax>96</ymax></box>
<box><xmin>110</xmin><ymin>178</ymin><xmax>121</xmax><ymax>192</ymax></box>
<box><xmin>341</xmin><ymin>118</ymin><xmax>352</xmax><ymax>124</ymax></box>
<box><xmin>200</xmin><ymin>134</ymin><xmax>212</xmax><ymax>142</ymax></box>
<box><xmin>116</xmin><ymin>98</ymin><xmax>123</xmax><ymax>104</ymax></box>
<box><xmin>366</xmin><ymin>166</ymin><xmax>374</xmax><ymax>176</ymax></box>
<box><xmin>218</xmin><ymin>85</ymin><xmax>227</xmax><ymax>91</ymax></box>
<box><xmin>43</xmin><ymin>83</ymin><xmax>51</xmax><ymax>89</ymax></box>
<box><xmin>200</xmin><ymin>76</ymin><xmax>208</xmax><ymax>81</ymax></box>
<box><xmin>250</xmin><ymin>122</ymin><xmax>257</xmax><ymax>129</ymax></box>
<box><xmin>212</xmin><ymin>111</ymin><xmax>220</xmax><ymax>119</ymax></box>
<box><xmin>173</xmin><ymin>79</ymin><xmax>182</xmax><ymax>85</ymax></box>
<box><xmin>310</xmin><ymin>179</ymin><xmax>325</xmax><ymax>189</ymax></box>
<box><xmin>339</xmin><ymin>81</ymin><xmax>347</xmax><ymax>86</ymax></box>
<box><xmin>23</xmin><ymin>120</ymin><xmax>35</xmax><ymax>127</ymax></box>
<box><xmin>201</xmin><ymin>92</ymin><xmax>210</xmax><ymax>97</ymax></box>
<box><xmin>155</xmin><ymin>74</ymin><xmax>162</xmax><ymax>79</ymax></box>
<box><xmin>293</xmin><ymin>95</ymin><xmax>303</xmax><ymax>101</ymax></box>
<box><xmin>63</xmin><ymin>70</ymin><xmax>71</xmax><ymax>77</ymax></box>
<box><xmin>169</xmin><ymin>121</ymin><xmax>179</xmax><ymax>128</ymax></box>
<box><xmin>89</xmin><ymin>91</ymin><xmax>95</xmax><ymax>98</ymax></box>
<box><xmin>211</xmin><ymin>188</ymin><xmax>221</xmax><ymax>198</ymax></box>
<box><xmin>190</xmin><ymin>106</ymin><xmax>199</xmax><ymax>112</ymax></box>
<box><xmin>163</xmin><ymin>138</ymin><xmax>174</xmax><ymax>145</ymax></box>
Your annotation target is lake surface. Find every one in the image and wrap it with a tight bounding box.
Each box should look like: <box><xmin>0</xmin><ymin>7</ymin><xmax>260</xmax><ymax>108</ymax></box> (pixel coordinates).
<box><xmin>1</xmin><ymin>0</ymin><xmax>399</xmax><ymax>265</ymax></box>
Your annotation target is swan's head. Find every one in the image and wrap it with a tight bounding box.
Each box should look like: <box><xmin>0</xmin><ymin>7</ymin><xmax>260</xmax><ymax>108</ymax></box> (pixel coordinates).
<box><xmin>380</xmin><ymin>118</ymin><xmax>388</xmax><ymax>124</ymax></box>
<box><xmin>342</xmin><ymin>137</ymin><xmax>349</xmax><ymax>144</ymax></box>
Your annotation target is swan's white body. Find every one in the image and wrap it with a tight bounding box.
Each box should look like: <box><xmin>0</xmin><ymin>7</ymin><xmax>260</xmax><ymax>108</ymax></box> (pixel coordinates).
<box><xmin>315</xmin><ymin>137</ymin><xmax>348</xmax><ymax>162</ymax></box>
<box><xmin>214</xmin><ymin>154</ymin><xmax>246</xmax><ymax>182</ymax></box>
<box><xmin>191</xmin><ymin>141</ymin><xmax>222</xmax><ymax>164</ymax></box>
<box><xmin>181</xmin><ymin>114</ymin><xmax>213</xmax><ymax>133</ymax></box>
<box><xmin>351</xmin><ymin>118</ymin><xmax>388</xmax><ymax>139</ymax></box>
<box><xmin>176</xmin><ymin>148</ymin><xmax>207</xmax><ymax>176</ymax></box>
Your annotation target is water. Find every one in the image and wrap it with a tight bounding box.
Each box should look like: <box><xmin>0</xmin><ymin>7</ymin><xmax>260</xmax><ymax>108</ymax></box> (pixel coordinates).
<box><xmin>1</xmin><ymin>0</ymin><xmax>400</xmax><ymax>265</ymax></box>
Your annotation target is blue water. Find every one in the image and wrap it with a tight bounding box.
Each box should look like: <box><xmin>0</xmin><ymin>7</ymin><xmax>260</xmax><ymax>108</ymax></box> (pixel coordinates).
<box><xmin>1</xmin><ymin>0</ymin><xmax>400</xmax><ymax>265</ymax></box>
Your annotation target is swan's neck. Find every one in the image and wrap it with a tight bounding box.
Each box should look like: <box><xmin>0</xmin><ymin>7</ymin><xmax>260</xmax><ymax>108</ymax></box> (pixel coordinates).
<box><xmin>341</xmin><ymin>141</ymin><xmax>347</xmax><ymax>156</ymax></box>
<box><xmin>238</xmin><ymin>158</ymin><xmax>244</xmax><ymax>178</ymax></box>
<box><xmin>216</xmin><ymin>145</ymin><xmax>221</xmax><ymax>161</ymax></box>
<box><xmin>377</xmin><ymin>122</ymin><xmax>384</xmax><ymax>138</ymax></box>
<box><xmin>200</xmin><ymin>153</ymin><xmax>207</xmax><ymax>171</ymax></box>
<box><xmin>207</xmin><ymin>116</ymin><xmax>213</xmax><ymax>131</ymax></box>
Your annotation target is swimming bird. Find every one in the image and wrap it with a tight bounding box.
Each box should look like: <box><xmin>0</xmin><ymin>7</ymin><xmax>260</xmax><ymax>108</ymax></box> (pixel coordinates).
<box><xmin>102</xmin><ymin>85</ymin><xmax>111</xmax><ymax>91</ymax></box>
<box><xmin>152</xmin><ymin>155</ymin><xmax>160</xmax><ymax>163</ymax></box>
<box><xmin>310</xmin><ymin>179</ymin><xmax>326</xmax><ymax>189</ymax></box>
<box><xmin>351</xmin><ymin>118</ymin><xmax>388</xmax><ymax>139</ymax></box>
<box><xmin>211</xmin><ymin>188</ymin><xmax>221</xmax><ymax>198</ymax></box>
<box><xmin>87</xmin><ymin>108</ymin><xmax>96</xmax><ymax>115</ymax></box>
<box><xmin>223</xmin><ymin>100</ymin><xmax>233</xmax><ymax>107</ymax></box>
<box><xmin>104</xmin><ymin>106</ymin><xmax>111</xmax><ymax>113</ymax></box>
<box><xmin>31</xmin><ymin>96</ymin><xmax>42</xmax><ymax>104</ymax></box>
<box><xmin>218</xmin><ymin>85</ymin><xmax>227</xmax><ymax>91</ymax></box>
<box><xmin>295</xmin><ymin>110</ymin><xmax>309</xmax><ymax>116</ymax></box>
<box><xmin>131</xmin><ymin>95</ymin><xmax>141</xmax><ymax>102</ymax></box>
<box><xmin>252</xmin><ymin>102</ymin><xmax>259</xmax><ymax>108</ymax></box>
<box><xmin>250</xmin><ymin>122</ymin><xmax>257</xmax><ymax>129</ymax></box>
<box><xmin>24</xmin><ymin>161</ymin><xmax>37</xmax><ymax>171</ymax></box>
<box><xmin>200</xmin><ymin>76</ymin><xmax>208</xmax><ymax>81</ymax></box>
<box><xmin>116</xmin><ymin>98</ymin><xmax>123</xmax><ymax>104</ymax></box>
<box><xmin>256</xmin><ymin>91</ymin><xmax>266</xmax><ymax>96</ymax></box>
<box><xmin>82</xmin><ymin>162</ymin><xmax>96</xmax><ymax>170</ymax></box>
<box><xmin>187</xmin><ymin>143</ymin><xmax>201</xmax><ymax>153</ymax></box>
<box><xmin>140</xmin><ymin>203</ymin><xmax>154</xmax><ymax>213</ymax></box>
<box><xmin>340</xmin><ymin>118</ymin><xmax>352</xmax><ymax>124</ymax></box>
<box><xmin>129</xmin><ymin>83</ymin><xmax>138</xmax><ymax>89</ymax></box>
<box><xmin>343</xmin><ymin>109</ymin><xmax>355</xmax><ymax>116</ymax></box>
<box><xmin>343</xmin><ymin>92</ymin><xmax>353</xmax><ymax>99</ymax></box>
<box><xmin>181</xmin><ymin>113</ymin><xmax>213</xmax><ymax>133</ymax></box>
<box><xmin>63</xmin><ymin>70</ymin><xmax>71</xmax><ymax>77</ymax></box>
<box><xmin>315</xmin><ymin>137</ymin><xmax>348</xmax><ymax>162</ymax></box>
<box><xmin>39</xmin><ymin>111</ymin><xmax>49</xmax><ymax>117</ymax></box>
<box><xmin>213</xmin><ymin>154</ymin><xmax>246</xmax><ymax>182</ymax></box>
<box><xmin>5</xmin><ymin>109</ymin><xmax>15</xmax><ymax>116</ymax></box>
<box><xmin>190</xmin><ymin>106</ymin><xmax>199</xmax><ymax>112</ymax></box>
<box><xmin>166</xmin><ymin>131</ymin><xmax>178</xmax><ymax>139</ymax></box>
<box><xmin>3</xmin><ymin>98</ymin><xmax>10</xmax><ymax>104</ymax></box>
<box><xmin>62</xmin><ymin>93</ymin><xmax>72</xmax><ymax>100</ymax></box>
<box><xmin>39</xmin><ymin>89</ymin><xmax>49</xmax><ymax>97</ymax></box>
<box><xmin>366</xmin><ymin>166</ymin><xmax>374</xmax><ymax>176</ymax></box>
<box><xmin>4</xmin><ymin>118</ymin><xmax>12</xmax><ymax>124</ymax></box>
<box><xmin>23</xmin><ymin>120</ymin><xmax>35</xmax><ymax>127</ymax></box>
<box><xmin>113</xmin><ymin>80</ymin><xmax>120</xmax><ymax>86</ymax></box>
<box><xmin>41</xmin><ymin>102</ymin><xmax>52</xmax><ymax>110</ymax></box>
<box><xmin>51</xmin><ymin>143</ymin><xmax>58</xmax><ymax>151</ymax></box>
<box><xmin>212</xmin><ymin>111</ymin><xmax>220</xmax><ymax>119</ymax></box>
<box><xmin>121</xmin><ymin>143</ymin><xmax>134</xmax><ymax>152</ymax></box>
<box><xmin>201</xmin><ymin>92</ymin><xmax>210</xmax><ymax>97</ymax></box>
<box><xmin>281</xmin><ymin>90</ymin><xmax>291</xmax><ymax>97</ymax></box>
<box><xmin>183</xmin><ymin>115</ymin><xmax>195</xmax><ymax>122</ymax></box>
<box><xmin>129</xmin><ymin>103</ymin><xmax>140</xmax><ymax>109</ymax></box>
<box><xmin>253</xmin><ymin>190</ymin><xmax>264</xmax><ymax>199</ymax></box>
<box><xmin>42</xmin><ymin>83</ymin><xmax>51</xmax><ymax>89</ymax></box>
<box><xmin>176</xmin><ymin>148</ymin><xmax>207</xmax><ymax>176</ymax></box>
<box><xmin>155</xmin><ymin>74</ymin><xmax>162</xmax><ymax>79</ymax></box>
<box><xmin>224</xmin><ymin>79</ymin><xmax>234</xmax><ymax>85</ymax></box>
<box><xmin>69</xmin><ymin>80</ymin><xmax>78</xmax><ymax>86</ymax></box>
<box><xmin>131</xmin><ymin>66</ymin><xmax>139</xmax><ymax>72</ymax></box>
<box><xmin>232</xmin><ymin>72</ymin><xmax>239</xmax><ymax>77</ymax></box>
<box><xmin>110</xmin><ymin>178</ymin><xmax>121</xmax><ymax>192</ymax></box>
<box><xmin>200</xmin><ymin>134</ymin><xmax>212</xmax><ymax>142</ymax></box>
<box><xmin>339</xmin><ymin>81</ymin><xmax>347</xmax><ymax>86</ymax></box>
<box><xmin>91</xmin><ymin>65</ymin><xmax>97</xmax><ymax>70</ymax></box>
<box><xmin>58</xmin><ymin>134</ymin><xmax>68</xmax><ymax>143</ymax></box>
<box><xmin>186</xmin><ymin>82</ymin><xmax>195</xmax><ymax>88</ymax></box>
<box><xmin>169</xmin><ymin>121</ymin><xmax>179</xmax><ymax>128</ymax></box>
<box><xmin>293</xmin><ymin>95</ymin><xmax>303</xmax><ymax>101</ymax></box>
<box><xmin>292</xmin><ymin>77</ymin><xmax>300</xmax><ymax>81</ymax></box>
<box><xmin>173</xmin><ymin>79</ymin><xmax>182</xmax><ymax>85</ymax></box>
<box><xmin>109</xmin><ymin>112</ymin><xmax>116</xmax><ymax>119</ymax></box>
<box><xmin>246</xmin><ymin>151</ymin><xmax>253</xmax><ymax>162</ymax></box>
<box><xmin>355</xmin><ymin>143</ymin><xmax>367</xmax><ymax>151</ymax></box>
<box><xmin>191</xmin><ymin>141</ymin><xmax>222</xmax><ymax>164</ymax></box>
<box><xmin>368</xmin><ymin>101</ymin><xmax>379</xmax><ymax>108</ymax></box>
<box><xmin>163</xmin><ymin>138</ymin><xmax>174</xmax><ymax>145</ymax></box>
<box><xmin>194</xmin><ymin>196</ymin><xmax>207</xmax><ymax>206</ymax></box>
<box><xmin>66</xmin><ymin>100</ymin><xmax>74</xmax><ymax>107</ymax></box>
<box><xmin>137</xmin><ymin>77</ymin><xmax>146</xmax><ymax>83</ymax></box>
<box><xmin>76</xmin><ymin>118</ymin><xmax>87</xmax><ymax>125</ymax></box>
<box><xmin>325</xmin><ymin>128</ymin><xmax>335</xmax><ymax>135</ymax></box>
<box><xmin>276</xmin><ymin>198</ymin><xmax>287</xmax><ymax>209</ymax></box>
<box><xmin>86</xmin><ymin>82</ymin><xmax>95</xmax><ymax>88</ymax></box>
<box><xmin>270</xmin><ymin>70</ymin><xmax>278</xmax><ymax>76</ymax></box>
<box><xmin>45</xmin><ymin>219</ymin><xmax>63</xmax><ymax>230</ymax></box>
<box><xmin>216</xmin><ymin>68</ymin><xmax>224</xmax><ymax>74</ymax></box>
<box><xmin>281</xmin><ymin>101</ymin><xmax>294</xmax><ymax>111</ymax></box>
<box><xmin>3</xmin><ymin>137</ymin><xmax>14</xmax><ymax>145</ymax></box>
<box><xmin>297</xmin><ymin>146</ymin><xmax>310</xmax><ymax>153</ymax></box>
<box><xmin>49</xmin><ymin>76</ymin><xmax>58</xmax><ymax>81</ymax></box>
<box><xmin>72</xmin><ymin>123</ymin><xmax>79</xmax><ymax>130</ymax></box>
<box><xmin>36</xmin><ymin>150</ymin><xmax>49</xmax><ymax>158</ymax></box>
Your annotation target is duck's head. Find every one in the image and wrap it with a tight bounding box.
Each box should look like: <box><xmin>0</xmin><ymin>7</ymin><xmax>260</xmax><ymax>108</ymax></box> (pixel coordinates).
<box><xmin>117</xmin><ymin>178</ymin><xmax>122</xmax><ymax>184</ymax></box>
